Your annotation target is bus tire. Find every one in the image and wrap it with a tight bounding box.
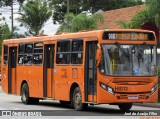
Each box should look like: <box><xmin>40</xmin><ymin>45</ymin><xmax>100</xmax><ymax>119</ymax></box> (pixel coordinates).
<box><xmin>73</xmin><ymin>87</ymin><xmax>88</xmax><ymax>111</ymax></box>
<box><xmin>21</xmin><ymin>83</ymin><xmax>32</xmax><ymax>104</ymax></box>
<box><xmin>118</xmin><ymin>103</ymin><xmax>133</xmax><ymax>111</ymax></box>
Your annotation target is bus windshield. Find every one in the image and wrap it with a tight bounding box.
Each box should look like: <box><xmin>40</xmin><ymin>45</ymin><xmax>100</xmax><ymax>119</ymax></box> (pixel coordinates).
<box><xmin>101</xmin><ymin>44</ymin><xmax>157</xmax><ymax>76</ymax></box>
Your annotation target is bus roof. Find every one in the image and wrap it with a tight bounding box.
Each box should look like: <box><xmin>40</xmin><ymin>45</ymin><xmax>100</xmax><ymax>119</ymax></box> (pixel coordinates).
<box><xmin>2</xmin><ymin>29</ymin><xmax>155</xmax><ymax>44</ymax></box>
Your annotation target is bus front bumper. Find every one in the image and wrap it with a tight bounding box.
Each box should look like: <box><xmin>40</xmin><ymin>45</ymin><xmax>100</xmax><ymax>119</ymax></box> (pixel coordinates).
<box><xmin>96</xmin><ymin>87</ymin><xmax>158</xmax><ymax>104</ymax></box>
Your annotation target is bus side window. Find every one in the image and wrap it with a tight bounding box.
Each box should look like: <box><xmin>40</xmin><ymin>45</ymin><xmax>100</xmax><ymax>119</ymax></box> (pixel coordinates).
<box><xmin>18</xmin><ymin>43</ymin><xmax>24</xmax><ymax>65</ymax></box>
<box><xmin>3</xmin><ymin>45</ymin><xmax>8</xmax><ymax>65</ymax></box>
<box><xmin>56</xmin><ymin>41</ymin><xmax>70</xmax><ymax>64</ymax></box>
<box><xmin>56</xmin><ymin>53</ymin><xmax>70</xmax><ymax>64</ymax></box>
<box><xmin>57</xmin><ymin>40</ymin><xmax>70</xmax><ymax>52</ymax></box>
<box><xmin>33</xmin><ymin>42</ymin><xmax>43</xmax><ymax>65</ymax></box>
<box><xmin>24</xmin><ymin>43</ymin><xmax>33</xmax><ymax>65</ymax></box>
<box><xmin>71</xmin><ymin>40</ymin><xmax>83</xmax><ymax>64</ymax></box>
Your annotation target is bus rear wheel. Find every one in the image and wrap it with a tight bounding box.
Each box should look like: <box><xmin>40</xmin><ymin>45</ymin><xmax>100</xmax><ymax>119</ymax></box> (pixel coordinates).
<box><xmin>21</xmin><ymin>83</ymin><xmax>39</xmax><ymax>104</ymax></box>
<box><xmin>73</xmin><ymin>87</ymin><xmax>88</xmax><ymax>111</ymax></box>
<box><xmin>21</xmin><ymin>83</ymin><xmax>31</xmax><ymax>104</ymax></box>
<box><xmin>118</xmin><ymin>103</ymin><xmax>133</xmax><ymax>112</ymax></box>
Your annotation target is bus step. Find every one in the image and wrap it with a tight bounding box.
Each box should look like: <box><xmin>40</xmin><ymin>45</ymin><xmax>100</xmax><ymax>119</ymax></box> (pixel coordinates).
<box><xmin>85</xmin><ymin>102</ymin><xmax>98</xmax><ymax>105</ymax></box>
<box><xmin>43</xmin><ymin>98</ymin><xmax>54</xmax><ymax>100</ymax></box>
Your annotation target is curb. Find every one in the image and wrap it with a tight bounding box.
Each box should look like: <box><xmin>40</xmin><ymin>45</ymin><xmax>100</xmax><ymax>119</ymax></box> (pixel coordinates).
<box><xmin>134</xmin><ymin>103</ymin><xmax>160</xmax><ymax>108</ymax></box>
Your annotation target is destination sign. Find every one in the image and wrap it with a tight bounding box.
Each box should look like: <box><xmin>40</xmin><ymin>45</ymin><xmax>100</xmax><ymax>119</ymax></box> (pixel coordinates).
<box><xmin>102</xmin><ymin>32</ymin><xmax>155</xmax><ymax>41</ymax></box>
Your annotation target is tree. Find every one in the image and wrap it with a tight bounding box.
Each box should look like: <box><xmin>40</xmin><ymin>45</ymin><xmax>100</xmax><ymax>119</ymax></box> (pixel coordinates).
<box><xmin>0</xmin><ymin>0</ymin><xmax>25</xmax><ymax>7</ymax></box>
<box><xmin>50</xmin><ymin>0</ymin><xmax>143</xmax><ymax>24</ymax></box>
<box><xmin>145</xmin><ymin>0</ymin><xmax>160</xmax><ymax>29</ymax></box>
<box><xmin>0</xmin><ymin>23</ymin><xmax>21</xmax><ymax>55</ymax></box>
<box><xmin>119</xmin><ymin>0</ymin><xmax>160</xmax><ymax>29</ymax></box>
<box><xmin>58</xmin><ymin>12</ymin><xmax>104</xmax><ymax>32</ymax></box>
<box><xmin>16</xmin><ymin>0</ymin><xmax>52</xmax><ymax>36</ymax></box>
<box><xmin>116</xmin><ymin>21</ymin><xmax>133</xmax><ymax>29</ymax></box>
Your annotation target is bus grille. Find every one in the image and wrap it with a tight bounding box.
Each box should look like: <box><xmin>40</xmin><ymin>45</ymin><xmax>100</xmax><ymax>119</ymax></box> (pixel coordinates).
<box><xmin>117</xmin><ymin>94</ymin><xmax>148</xmax><ymax>100</ymax></box>
<box><xmin>112</xmin><ymin>78</ymin><xmax>151</xmax><ymax>85</ymax></box>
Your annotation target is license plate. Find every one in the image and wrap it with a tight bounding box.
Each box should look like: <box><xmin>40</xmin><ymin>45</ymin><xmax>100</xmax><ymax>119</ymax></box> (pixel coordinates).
<box><xmin>128</xmin><ymin>96</ymin><xmax>138</xmax><ymax>100</ymax></box>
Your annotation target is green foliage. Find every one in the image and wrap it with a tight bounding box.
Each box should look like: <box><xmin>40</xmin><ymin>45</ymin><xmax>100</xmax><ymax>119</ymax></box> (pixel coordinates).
<box><xmin>0</xmin><ymin>0</ymin><xmax>25</xmax><ymax>7</ymax></box>
<box><xmin>124</xmin><ymin>0</ymin><xmax>160</xmax><ymax>29</ymax></box>
<box><xmin>146</xmin><ymin>0</ymin><xmax>160</xmax><ymax>29</ymax></box>
<box><xmin>131</xmin><ymin>9</ymin><xmax>151</xmax><ymax>29</ymax></box>
<box><xmin>116</xmin><ymin>21</ymin><xmax>133</xmax><ymax>29</ymax></box>
<box><xmin>50</xmin><ymin>0</ymin><xmax>143</xmax><ymax>24</ymax></box>
<box><xmin>92</xmin><ymin>0</ymin><xmax>143</xmax><ymax>11</ymax></box>
<box><xmin>16</xmin><ymin>0</ymin><xmax>52</xmax><ymax>36</ymax></box>
<box><xmin>0</xmin><ymin>23</ymin><xmax>10</xmax><ymax>41</ymax></box>
<box><xmin>57</xmin><ymin>12</ymin><xmax>104</xmax><ymax>33</ymax></box>
<box><xmin>0</xmin><ymin>23</ymin><xmax>22</xmax><ymax>55</ymax></box>
<box><xmin>158</xmin><ymin>66</ymin><xmax>160</xmax><ymax>77</ymax></box>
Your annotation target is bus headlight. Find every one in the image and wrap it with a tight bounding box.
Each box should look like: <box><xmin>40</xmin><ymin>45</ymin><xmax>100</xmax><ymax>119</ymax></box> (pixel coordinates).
<box><xmin>151</xmin><ymin>84</ymin><xmax>158</xmax><ymax>94</ymax></box>
<box><xmin>100</xmin><ymin>82</ymin><xmax>114</xmax><ymax>95</ymax></box>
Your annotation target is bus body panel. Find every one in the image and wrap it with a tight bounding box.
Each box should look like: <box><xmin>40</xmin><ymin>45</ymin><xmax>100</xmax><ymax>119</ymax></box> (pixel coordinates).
<box><xmin>54</xmin><ymin>66</ymin><xmax>71</xmax><ymax>100</ymax></box>
<box><xmin>17</xmin><ymin>66</ymin><xmax>42</xmax><ymax>97</ymax></box>
<box><xmin>1</xmin><ymin>66</ymin><xmax>8</xmax><ymax>94</ymax></box>
<box><xmin>54</xmin><ymin>65</ymin><xmax>85</xmax><ymax>101</ymax></box>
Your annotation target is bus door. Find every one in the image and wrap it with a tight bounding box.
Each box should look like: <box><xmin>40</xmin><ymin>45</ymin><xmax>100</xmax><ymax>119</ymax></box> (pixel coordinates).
<box><xmin>43</xmin><ymin>44</ymin><xmax>55</xmax><ymax>98</ymax></box>
<box><xmin>85</xmin><ymin>41</ymin><xmax>97</xmax><ymax>102</ymax></box>
<box><xmin>8</xmin><ymin>47</ymin><xmax>17</xmax><ymax>94</ymax></box>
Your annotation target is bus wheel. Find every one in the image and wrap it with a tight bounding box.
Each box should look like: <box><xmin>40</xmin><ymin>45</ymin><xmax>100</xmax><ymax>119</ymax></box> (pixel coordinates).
<box><xmin>73</xmin><ymin>87</ymin><xmax>88</xmax><ymax>111</ymax></box>
<box><xmin>118</xmin><ymin>103</ymin><xmax>133</xmax><ymax>112</ymax></box>
<box><xmin>21</xmin><ymin>83</ymin><xmax>32</xmax><ymax>104</ymax></box>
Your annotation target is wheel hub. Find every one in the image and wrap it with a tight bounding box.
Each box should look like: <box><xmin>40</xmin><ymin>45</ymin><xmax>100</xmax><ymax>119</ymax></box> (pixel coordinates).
<box><xmin>75</xmin><ymin>93</ymin><xmax>81</xmax><ymax>105</ymax></box>
<box><xmin>22</xmin><ymin>90</ymin><xmax>27</xmax><ymax>102</ymax></box>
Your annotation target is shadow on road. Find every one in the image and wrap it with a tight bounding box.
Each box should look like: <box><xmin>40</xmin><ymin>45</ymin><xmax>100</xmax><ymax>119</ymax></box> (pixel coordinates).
<box><xmin>8</xmin><ymin>100</ymin><xmax>154</xmax><ymax>116</ymax></box>
<box><xmin>14</xmin><ymin>101</ymin><xmax>126</xmax><ymax>116</ymax></box>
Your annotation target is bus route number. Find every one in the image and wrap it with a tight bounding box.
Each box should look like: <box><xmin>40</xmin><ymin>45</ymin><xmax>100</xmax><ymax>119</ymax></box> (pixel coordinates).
<box><xmin>108</xmin><ymin>33</ymin><xmax>116</xmax><ymax>40</ymax></box>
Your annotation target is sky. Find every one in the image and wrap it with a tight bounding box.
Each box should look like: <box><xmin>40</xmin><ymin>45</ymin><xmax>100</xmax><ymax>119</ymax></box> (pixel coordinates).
<box><xmin>0</xmin><ymin>3</ymin><xmax>60</xmax><ymax>36</ymax></box>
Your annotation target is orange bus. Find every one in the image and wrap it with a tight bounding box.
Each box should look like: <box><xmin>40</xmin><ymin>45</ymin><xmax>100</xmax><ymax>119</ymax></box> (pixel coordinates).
<box><xmin>1</xmin><ymin>29</ymin><xmax>158</xmax><ymax>111</ymax></box>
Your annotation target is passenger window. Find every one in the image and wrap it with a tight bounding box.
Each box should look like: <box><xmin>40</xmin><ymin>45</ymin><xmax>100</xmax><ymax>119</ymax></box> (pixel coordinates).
<box><xmin>18</xmin><ymin>44</ymin><xmax>24</xmax><ymax>65</ymax></box>
<box><xmin>71</xmin><ymin>53</ymin><xmax>82</xmax><ymax>64</ymax></box>
<box><xmin>19</xmin><ymin>44</ymin><xmax>24</xmax><ymax>53</ymax></box>
<box><xmin>24</xmin><ymin>54</ymin><xmax>33</xmax><ymax>64</ymax></box>
<box><xmin>56</xmin><ymin>41</ymin><xmax>70</xmax><ymax>64</ymax></box>
<box><xmin>57</xmin><ymin>41</ymin><xmax>70</xmax><ymax>52</ymax></box>
<box><xmin>71</xmin><ymin>39</ymin><xmax>83</xmax><ymax>64</ymax></box>
<box><xmin>3</xmin><ymin>45</ymin><xmax>8</xmax><ymax>65</ymax></box>
<box><xmin>18</xmin><ymin>55</ymin><xmax>23</xmax><ymax>64</ymax></box>
<box><xmin>56</xmin><ymin>53</ymin><xmax>70</xmax><ymax>64</ymax></box>
<box><xmin>25</xmin><ymin>43</ymin><xmax>33</xmax><ymax>53</ymax></box>
<box><xmin>33</xmin><ymin>42</ymin><xmax>43</xmax><ymax>65</ymax></box>
<box><xmin>72</xmin><ymin>40</ymin><xmax>83</xmax><ymax>51</ymax></box>
<box><xmin>33</xmin><ymin>54</ymin><xmax>42</xmax><ymax>64</ymax></box>
<box><xmin>24</xmin><ymin>43</ymin><xmax>33</xmax><ymax>65</ymax></box>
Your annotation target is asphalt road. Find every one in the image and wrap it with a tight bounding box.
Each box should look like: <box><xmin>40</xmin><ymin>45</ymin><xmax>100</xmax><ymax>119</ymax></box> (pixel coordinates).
<box><xmin>0</xmin><ymin>85</ymin><xmax>159</xmax><ymax>119</ymax></box>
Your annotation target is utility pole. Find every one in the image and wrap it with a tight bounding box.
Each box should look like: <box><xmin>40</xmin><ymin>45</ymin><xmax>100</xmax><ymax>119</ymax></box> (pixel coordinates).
<box><xmin>67</xmin><ymin>0</ymin><xmax>70</xmax><ymax>31</ymax></box>
<box><xmin>11</xmin><ymin>0</ymin><xmax>14</xmax><ymax>32</ymax></box>
<box><xmin>0</xmin><ymin>13</ymin><xmax>2</xmax><ymax>21</ymax></box>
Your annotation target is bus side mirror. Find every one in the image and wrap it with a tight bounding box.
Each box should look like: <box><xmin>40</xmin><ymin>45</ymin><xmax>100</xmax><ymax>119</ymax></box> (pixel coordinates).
<box><xmin>96</xmin><ymin>48</ymin><xmax>102</xmax><ymax>67</ymax></box>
